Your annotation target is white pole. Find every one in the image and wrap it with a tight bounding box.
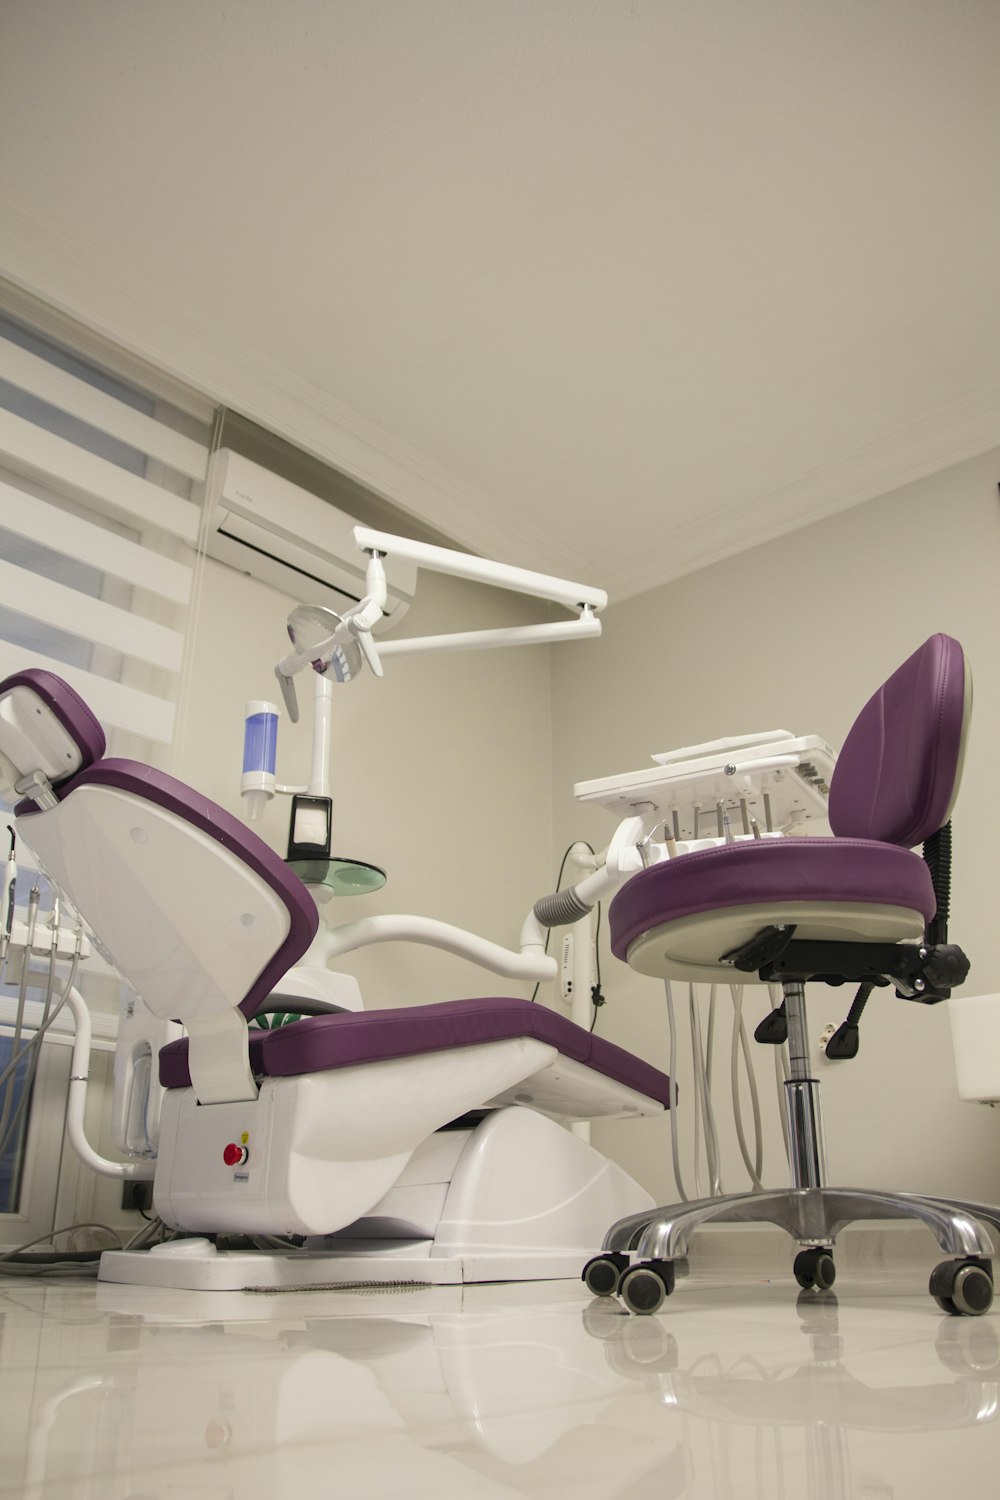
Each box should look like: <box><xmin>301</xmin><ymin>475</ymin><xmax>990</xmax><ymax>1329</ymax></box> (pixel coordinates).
<box><xmin>310</xmin><ymin>673</ymin><xmax>334</xmax><ymax>797</ymax></box>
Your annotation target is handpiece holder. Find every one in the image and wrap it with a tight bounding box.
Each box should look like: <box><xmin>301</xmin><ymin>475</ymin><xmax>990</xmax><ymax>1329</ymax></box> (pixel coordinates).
<box><xmin>575</xmin><ymin>731</ymin><xmax>835</xmax><ymax>843</ymax></box>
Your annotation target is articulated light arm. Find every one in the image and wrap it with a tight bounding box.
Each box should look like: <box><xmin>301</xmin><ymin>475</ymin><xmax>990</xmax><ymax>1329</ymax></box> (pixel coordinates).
<box><xmin>343</xmin><ymin>551</ymin><xmax>387</xmax><ymax>679</ymax></box>
<box><xmin>352</xmin><ymin>526</ymin><xmax>607</xmax><ymax>614</ymax></box>
<box><xmin>260</xmin><ymin>527</ymin><xmax>605</xmax><ymax>824</ymax></box>
<box><xmin>377</xmin><ymin>609</ymin><xmax>601</xmax><ymax>660</ymax></box>
<box><xmin>276</xmin><ymin>528</ymin><xmax>605</xmax><ymax>713</ymax></box>
<box><xmin>353</xmin><ymin>526</ymin><xmax>606</xmax><ymax>658</ymax></box>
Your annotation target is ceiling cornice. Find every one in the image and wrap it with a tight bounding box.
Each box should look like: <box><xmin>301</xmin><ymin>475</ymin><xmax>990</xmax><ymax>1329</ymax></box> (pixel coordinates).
<box><xmin>602</xmin><ymin>385</ymin><xmax>1000</xmax><ymax>602</ymax></box>
<box><xmin>0</xmin><ymin>205</ymin><xmax>597</xmax><ymax>586</ymax></box>
<box><xmin>4</xmin><ymin>206</ymin><xmax>998</xmax><ymax>610</ymax></box>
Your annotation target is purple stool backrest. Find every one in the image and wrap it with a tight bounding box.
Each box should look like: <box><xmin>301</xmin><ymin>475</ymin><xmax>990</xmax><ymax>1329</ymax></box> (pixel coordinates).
<box><xmin>827</xmin><ymin>634</ymin><xmax>970</xmax><ymax>849</ymax></box>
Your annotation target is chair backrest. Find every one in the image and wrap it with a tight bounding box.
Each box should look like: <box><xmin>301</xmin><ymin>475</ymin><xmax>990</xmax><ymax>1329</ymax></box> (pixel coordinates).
<box><xmin>827</xmin><ymin>634</ymin><xmax>970</xmax><ymax>849</ymax></box>
<box><xmin>0</xmin><ymin>670</ymin><xmax>318</xmax><ymax>1025</ymax></box>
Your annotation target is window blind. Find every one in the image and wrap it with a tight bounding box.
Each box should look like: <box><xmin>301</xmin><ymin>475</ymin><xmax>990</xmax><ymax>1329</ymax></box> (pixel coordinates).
<box><xmin>0</xmin><ymin>302</ymin><xmax>215</xmax><ymax>1235</ymax></box>
<box><xmin>0</xmin><ymin>311</ymin><xmax>214</xmax><ymax>758</ymax></box>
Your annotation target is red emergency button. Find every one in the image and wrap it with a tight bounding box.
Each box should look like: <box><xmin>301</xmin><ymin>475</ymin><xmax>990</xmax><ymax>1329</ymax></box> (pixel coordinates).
<box><xmin>223</xmin><ymin>1142</ymin><xmax>248</xmax><ymax>1167</ymax></box>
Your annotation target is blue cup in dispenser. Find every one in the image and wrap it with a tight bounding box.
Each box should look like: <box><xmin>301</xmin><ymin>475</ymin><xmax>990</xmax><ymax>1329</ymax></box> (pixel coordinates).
<box><xmin>241</xmin><ymin>700</ymin><xmax>278</xmax><ymax>821</ymax></box>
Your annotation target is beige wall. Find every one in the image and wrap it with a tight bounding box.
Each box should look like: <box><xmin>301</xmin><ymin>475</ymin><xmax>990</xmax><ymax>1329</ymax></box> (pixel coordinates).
<box><xmin>550</xmin><ymin>446</ymin><xmax>1000</xmax><ymax>1205</ymax></box>
<box><xmin>173</xmin><ymin>554</ymin><xmax>557</xmax><ymax>1010</ymax></box>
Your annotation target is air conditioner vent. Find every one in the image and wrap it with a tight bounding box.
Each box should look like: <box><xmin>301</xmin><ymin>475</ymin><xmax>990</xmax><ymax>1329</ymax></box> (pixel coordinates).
<box><xmin>205</xmin><ymin>449</ymin><xmax>416</xmax><ymax>628</ymax></box>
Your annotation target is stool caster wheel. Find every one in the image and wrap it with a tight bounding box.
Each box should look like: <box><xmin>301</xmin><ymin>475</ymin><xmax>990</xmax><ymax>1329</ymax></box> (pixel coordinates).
<box><xmin>794</xmin><ymin>1247</ymin><xmax>836</xmax><ymax>1292</ymax></box>
<box><xmin>582</xmin><ymin>1252</ymin><xmax>630</xmax><ymax>1298</ymax></box>
<box><xmin>619</xmin><ymin>1260</ymin><xmax>676</xmax><ymax>1316</ymax></box>
<box><xmin>930</xmin><ymin>1257</ymin><xmax>994</xmax><ymax>1317</ymax></box>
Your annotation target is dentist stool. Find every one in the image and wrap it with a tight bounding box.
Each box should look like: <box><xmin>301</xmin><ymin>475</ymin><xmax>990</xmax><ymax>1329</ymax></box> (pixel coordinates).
<box><xmin>586</xmin><ymin>634</ymin><xmax>1000</xmax><ymax>1316</ymax></box>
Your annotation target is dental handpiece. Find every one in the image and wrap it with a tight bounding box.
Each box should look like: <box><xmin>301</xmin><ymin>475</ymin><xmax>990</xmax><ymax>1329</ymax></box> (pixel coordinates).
<box><xmin>0</xmin><ymin>826</ymin><xmax>16</xmax><ymax>963</ymax></box>
<box><xmin>0</xmin><ymin>883</ymin><xmax>39</xmax><ymax>1147</ymax></box>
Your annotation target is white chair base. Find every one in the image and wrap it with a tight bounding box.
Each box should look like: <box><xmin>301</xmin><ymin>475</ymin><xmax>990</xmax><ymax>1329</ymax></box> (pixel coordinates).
<box><xmin>101</xmin><ymin>1103</ymin><xmax>655</xmax><ymax>1292</ymax></box>
<box><xmin>98</xmin><ymin>1243</ymin><xmax>597</xmax><ymax>1292</ymax></box>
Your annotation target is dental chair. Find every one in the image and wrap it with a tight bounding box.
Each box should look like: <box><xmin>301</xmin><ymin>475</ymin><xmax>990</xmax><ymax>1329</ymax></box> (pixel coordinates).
<box><xmin>583</xmin><ymin>634</ymin><xmax>1000</xmax><ymax>1317</ymax></box>
<box><xmin>0</xmin><ymin>668</ymin><xmax>671</xmax><ymax>1291</ymax></box>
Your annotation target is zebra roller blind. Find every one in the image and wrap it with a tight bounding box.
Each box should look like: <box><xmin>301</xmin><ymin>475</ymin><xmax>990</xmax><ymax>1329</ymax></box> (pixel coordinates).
<box><xmin>0</xmin><ymin>308</ymin><xmax>214</xmax><ymax>761</ymax></box>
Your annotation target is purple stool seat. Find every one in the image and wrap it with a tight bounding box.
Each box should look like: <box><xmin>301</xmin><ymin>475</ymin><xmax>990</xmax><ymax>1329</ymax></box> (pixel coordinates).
<box><xmin>159</xmin><ymin>996</ymin><xmax>674</xmax><ymax>1107</ymax></box>
<box><xmin>610</xmin><ymin>837</ymin><xmax>936</xmax><ymax>964</ymax></box>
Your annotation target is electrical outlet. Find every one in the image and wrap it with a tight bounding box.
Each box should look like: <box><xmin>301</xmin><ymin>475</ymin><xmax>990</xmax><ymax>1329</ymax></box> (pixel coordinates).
<box><xmin>121</xmin><ymin>1181</ymin><xmax>153</xmax><ymax>1214</ymax></box>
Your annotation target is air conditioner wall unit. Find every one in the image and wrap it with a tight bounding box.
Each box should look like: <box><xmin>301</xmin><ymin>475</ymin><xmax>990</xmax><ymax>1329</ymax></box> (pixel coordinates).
<box><xmin>205</xmin><ymin>448</ymin><xmax>417</xmax><ymax>629</ymax></box>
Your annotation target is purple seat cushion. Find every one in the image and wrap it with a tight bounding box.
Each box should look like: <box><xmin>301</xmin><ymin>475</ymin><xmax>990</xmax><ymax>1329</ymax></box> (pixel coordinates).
<box><xmin>19</xmin><ymin>757</ymin><xmax>319</xmax><ymax>1018</ymax></box>
<box><xmin>609</xmin><ymin>838</ymin><xmax>935</xmax><ymax>963</ymax></box>
<box><xmin>828</xmin><ymin>634</ymin><xmax>967</xmax><ymax>847</ymax></box>
<box><xmin>158</xmin><ymin>996</ymin><xmax>674</xmax><ymax>1107</ymax></box>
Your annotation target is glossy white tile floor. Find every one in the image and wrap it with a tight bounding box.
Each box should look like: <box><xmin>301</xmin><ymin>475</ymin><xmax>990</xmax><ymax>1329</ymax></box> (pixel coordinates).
<box><xmin>3</xmin><ymin>1261</ymin><xmax>1000</xmax><ymax>1499</ymax></box>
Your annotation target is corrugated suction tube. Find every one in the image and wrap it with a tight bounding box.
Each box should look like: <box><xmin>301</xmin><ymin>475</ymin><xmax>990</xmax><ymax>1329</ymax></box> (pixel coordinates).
<box><xmin>533</xmin><ymin>888</ymin><xmax>592</xmax><ymax>927</ymax></box>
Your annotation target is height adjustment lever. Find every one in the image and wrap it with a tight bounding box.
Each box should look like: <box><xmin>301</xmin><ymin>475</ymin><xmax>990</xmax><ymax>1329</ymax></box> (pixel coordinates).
<box><xmin>754</xmin><ymin>1002</ymin><xmax>788</xmax><ymax>1045</ymax></box>
<box><xmin>722</xmin><ymin>924</ymin><xmax>797</xmax><ymax>974</ymax></box>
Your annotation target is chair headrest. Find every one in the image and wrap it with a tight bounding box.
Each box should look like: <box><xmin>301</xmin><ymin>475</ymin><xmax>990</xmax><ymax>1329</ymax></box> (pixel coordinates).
<box><xmin>6</xmin><ymin>670</ymin><xmax>320</xmax><ymax>1025</ymax></box>
<box><xmin>0</xmin><ymin>669</ymin><xmax>106</xmax><ymax>805</ymax></box>
<box><xmin>828</xmin><ymin>634</ymin><xmax>970</xmax><ymax>848</ymax></box>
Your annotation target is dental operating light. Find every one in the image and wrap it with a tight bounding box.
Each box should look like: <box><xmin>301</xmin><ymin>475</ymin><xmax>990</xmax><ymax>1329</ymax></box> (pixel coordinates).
<box><xmin>253</xmin><ymin>527</ymin><xmax>607</xmax><ymax>902</ymax></box>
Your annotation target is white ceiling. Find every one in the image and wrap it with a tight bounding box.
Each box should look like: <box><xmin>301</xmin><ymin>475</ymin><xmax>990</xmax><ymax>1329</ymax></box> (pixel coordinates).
<box><xmin>2</xmin><ymin>0</ymin><xmax>999</xmax><ymax>601</ymax></box>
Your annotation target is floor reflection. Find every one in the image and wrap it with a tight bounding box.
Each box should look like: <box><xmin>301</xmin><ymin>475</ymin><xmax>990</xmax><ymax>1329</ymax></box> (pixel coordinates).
<box><xmin>2</xmin><ymin>1278</ymin><xmax>999</xmax><ymax>1498</ymax></box>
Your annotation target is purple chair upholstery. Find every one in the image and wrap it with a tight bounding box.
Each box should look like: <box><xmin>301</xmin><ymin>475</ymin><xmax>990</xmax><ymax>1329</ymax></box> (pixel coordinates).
<box><xmin>59</xmin><ymin>759</ymin><xmax>320</xmax><ymax>1018</ymax></box>
<box><xmin>3</xmin><ymin>668</ymin><xmax>673</xmax><ymax>1111</ymax></box>
<box><xmin>611</xmin><ymin>838</ymin><xmax>937</xmax><ymax>965</ymax></box>
<box><xmin>827</xmin><ymin>632</ymin><xmax>968</xmax><ymax>846</ymax></box>
<box><xmin>158</xmin><ymin>995</ymin><xmax>673</xmax><ymax>1105</ymax></box>
<box><xmin>610</xmin><ymin>634</ymin><xmax>965</xmax><ymax>970</ymax></box>
<box><xmin>9</xmin><ymin>696</ymin><xmax>320</xmax><ymax>1015</ymax></box>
